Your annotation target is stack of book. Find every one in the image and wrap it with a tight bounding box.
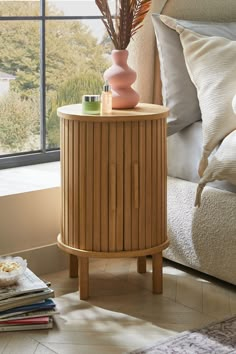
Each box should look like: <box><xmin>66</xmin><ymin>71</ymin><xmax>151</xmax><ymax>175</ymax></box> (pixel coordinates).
<box><xmin>0</xmin><ymin>267</ymin><xmax>57</xmax><ymax>332</ymax></box>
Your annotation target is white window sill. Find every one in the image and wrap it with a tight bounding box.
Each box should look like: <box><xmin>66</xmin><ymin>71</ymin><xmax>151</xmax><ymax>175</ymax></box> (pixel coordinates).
<box><xmin>0</xmin><ymin>162</ymin><xmax>60</xmax><ymax>197</ymax></box>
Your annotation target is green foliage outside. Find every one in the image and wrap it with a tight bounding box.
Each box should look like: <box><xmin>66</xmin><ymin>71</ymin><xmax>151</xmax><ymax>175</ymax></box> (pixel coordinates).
<box><xmin>0</xmin><ymin>2</ymin><xmax>111</xmax><ymax>153</ymax></box>
<box><xmin>0</xmin><ymin>92</ymin><xmax>39</xmax><ymax>152</ymax></box>
<box><xmin>0</xmin><ymin>1</ymin><xmax>39</xmax><ymax>17</ymax></box>
<box><xmin>47</xmin><ymin>72</ymin><xmax>103</xmax><ymax>148</ymax></box>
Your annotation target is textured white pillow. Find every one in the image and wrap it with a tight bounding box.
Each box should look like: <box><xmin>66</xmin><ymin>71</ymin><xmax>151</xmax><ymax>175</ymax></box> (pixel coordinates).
<box><xmin>195</xmin><ymin>130</ymin><xmax>236</xmax><ymax>207</ymax></box>
<box><xmin>160</xmin><ymin>15</ymin><xmax>236</xmax><ymax>177</ymax></box>
<box><xmin>152</xmin><ymin>15</ymin><xmax>236</xmax><ymax>137</ymax></box>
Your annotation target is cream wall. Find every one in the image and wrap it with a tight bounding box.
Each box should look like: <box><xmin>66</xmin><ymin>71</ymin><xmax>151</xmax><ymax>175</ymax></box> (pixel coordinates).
<box><xmin>128</xmin><ymin>0</ymin><xmax>167</xmax><ymax>104</ymax></box>
<box><xmin>0</xmin><ymin>187</ymin><xmax>60</xmax><ymax>255</ymax></box>
<box><xmin>0</xmin><ymin>186</ymin><xmax>68</xmax><ymax>274</ymax></box>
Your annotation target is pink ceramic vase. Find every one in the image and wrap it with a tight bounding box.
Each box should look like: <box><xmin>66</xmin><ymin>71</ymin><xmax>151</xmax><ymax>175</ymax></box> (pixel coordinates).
<box><xmin>104</xmin><ymin>49</ymin><xmax>139</xmax><ymax>109</ymax></box>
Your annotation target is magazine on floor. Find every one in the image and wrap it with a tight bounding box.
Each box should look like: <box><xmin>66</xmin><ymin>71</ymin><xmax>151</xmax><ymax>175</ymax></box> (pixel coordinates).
<box><xmin>0</xmin><ymin>315</ymin><xmax>51</xmax><ymax>325</ymax></box>
<box><xmin>0</xmin><ymin>288</ymin><xmax>54</xmax><ymax>312</ymax></box>
<box><xmin>0</xmin><ymin>308</ymin><xmax>58</xmax><ymax>321</ymax></box>
<box><xmin>0</xmin><ymin>268</ymin><xmax>49</xmax><ymax>301</ymax></box>
<box><xmin>0</xmin><ymin>317</ymin><xmax>53</xmax><ymax>332</ymax></box>
<box><xmin>0</xmin><ymin>265</ymin><xmax>57</xmax><ymax>331</ymax></box>
<box><xmin>0</xmin><ymin>299</ymin><xmax>57</xmax><ymax>319</ymax></box>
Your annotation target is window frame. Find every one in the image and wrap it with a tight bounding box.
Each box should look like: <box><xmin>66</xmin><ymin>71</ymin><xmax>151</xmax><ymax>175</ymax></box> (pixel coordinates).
<box><xmin>0</xmin><ymin>1</ymin><xmax>103</xmax><ymax>169</ymax></box>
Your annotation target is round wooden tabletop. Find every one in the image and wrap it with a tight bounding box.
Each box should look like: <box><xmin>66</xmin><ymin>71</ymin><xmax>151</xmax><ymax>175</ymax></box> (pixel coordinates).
<box><xmin>57</xmin><ymin>103</ymin><xmax>169</xmax><ymax>123</ymax></box>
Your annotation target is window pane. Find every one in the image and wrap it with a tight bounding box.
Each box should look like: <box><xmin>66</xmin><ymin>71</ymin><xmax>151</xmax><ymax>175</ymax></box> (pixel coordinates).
<box><xmin>45</xmin><ymin>19</ymin><xmax>112</xmax><ymax>149</ymax></box>
<box><xmin>46</xmin><ymin>0</ymin><xmax>116</xmax><ymax>16</ymax></box>
<box><xmin>0</xmin><ymin>1</ymin><xmax>40</xmax><ymax>17</ymax></box>
<box><xmin>0</xmin><ymin>21</ymin><xmax>40</xmax><ymax>156</ymax></box>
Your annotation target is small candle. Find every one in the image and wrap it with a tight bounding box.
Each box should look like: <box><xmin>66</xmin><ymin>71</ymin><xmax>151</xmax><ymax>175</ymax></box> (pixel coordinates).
<box><xmin>82</xmin><ymin>95</ymin><xmax>101</xmax><ymax>115</ymax></box>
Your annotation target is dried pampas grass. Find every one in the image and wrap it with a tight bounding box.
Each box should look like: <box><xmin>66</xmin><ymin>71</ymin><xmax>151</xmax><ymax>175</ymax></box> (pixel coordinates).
<box><xmin>95</xmin><ymin>0</ymin><xmax>152</xmax><ymax>50</ymax></box>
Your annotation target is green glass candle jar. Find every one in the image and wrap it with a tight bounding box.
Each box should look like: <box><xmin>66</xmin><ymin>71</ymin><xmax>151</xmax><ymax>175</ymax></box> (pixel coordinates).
<box><xmin>82</xmin><ymin>95</ymin><xmax>101</xmax><ymax>115</ymax></box>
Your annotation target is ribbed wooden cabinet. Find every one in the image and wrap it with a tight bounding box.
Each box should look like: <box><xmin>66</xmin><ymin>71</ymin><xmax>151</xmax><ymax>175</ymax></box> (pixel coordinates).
<box><xmin>57</xmin><ymin>103</ymin><xmax>169</xmax><ymax>299</ymax></box>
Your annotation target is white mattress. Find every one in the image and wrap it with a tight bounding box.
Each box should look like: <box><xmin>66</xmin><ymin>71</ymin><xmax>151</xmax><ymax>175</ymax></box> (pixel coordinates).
<box><xmin>167</xmin><ymin>121</ymin><xmax>236</xmax><ymax>193</ymax></box>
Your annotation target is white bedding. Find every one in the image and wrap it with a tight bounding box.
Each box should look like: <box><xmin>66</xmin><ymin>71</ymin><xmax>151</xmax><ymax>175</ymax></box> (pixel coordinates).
<box><xmin>167</xmin><ymin>121</ymin><xmax>236</xmax><ymax>194</ymax></box>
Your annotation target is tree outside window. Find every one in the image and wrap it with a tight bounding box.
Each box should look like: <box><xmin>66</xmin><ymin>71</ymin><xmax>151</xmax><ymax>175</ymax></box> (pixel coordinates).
<box><xmin>0</xmin><ymin>0</ymin><xmax>112</xmax><ymax>167</ymax></box>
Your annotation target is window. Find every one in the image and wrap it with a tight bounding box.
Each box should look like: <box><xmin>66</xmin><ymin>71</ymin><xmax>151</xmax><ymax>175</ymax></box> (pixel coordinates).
<box><xmin>0</xmin><ymin>0</ymin><xmax>113</xmax><ymax>169</ymax></box>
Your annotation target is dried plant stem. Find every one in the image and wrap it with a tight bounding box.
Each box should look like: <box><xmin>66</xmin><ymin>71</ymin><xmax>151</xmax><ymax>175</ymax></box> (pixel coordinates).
<box><xmin>95</xmin><ymin>0</ymin><xmax>152</xmax><ymax>50</ymax></box>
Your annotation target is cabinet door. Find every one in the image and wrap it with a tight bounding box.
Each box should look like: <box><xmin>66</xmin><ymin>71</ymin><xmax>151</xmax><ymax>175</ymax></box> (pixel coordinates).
<box><xmin>131</xmin><ymin>121</ymin><xmax>139</xmax><ymax>250</ymax></box>
<box><xmin>124</xmin><ymin>122</ymin><xmax>132</xmax><ymax>251</ymax></box>
<box><xmin>108</xmin><ymin>122</ymin><xmax>116</xmax><ymax>251</ymax></box>
<box><xmin>116</xmin><ymin>122</ymin><xmax>124</xmax><ymax>251</ymax></box>
<box><xmin>123</xmin><ymin>119</ymin><xmax>167</xmax><ymax>251</ymax></box>
<box><xmin>108</xmin><ymin>122</ymin><xmax>124</xmax><ymax>252</ymax></box>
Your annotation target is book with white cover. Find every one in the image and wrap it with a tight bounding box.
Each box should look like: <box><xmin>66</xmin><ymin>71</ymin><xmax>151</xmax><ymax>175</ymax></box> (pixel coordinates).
<box><xmin>0</xmin><ymin>268</ymin><xmax>49</xmax><ymax>301</ymax></box>
<box><xmin>0</xmin><ymin>288</ymin><xmax>54</xmax><ymax>312</ymax></box>
<box><xmin>0</xmin><ymin>299</ymin><xmax>56</xmax><ymax>319</ymax></box>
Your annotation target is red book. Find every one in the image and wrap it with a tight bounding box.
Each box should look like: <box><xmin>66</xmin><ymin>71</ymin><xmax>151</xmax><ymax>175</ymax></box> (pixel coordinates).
<box><xmin>0</xmin><ymin>316</ymin><xmax>50</xmax><ymax>325</ymax></box>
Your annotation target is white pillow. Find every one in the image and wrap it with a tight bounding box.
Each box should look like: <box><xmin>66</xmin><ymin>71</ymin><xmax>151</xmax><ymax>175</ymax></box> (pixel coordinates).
<box><xmin>195</xmin><ymin>130</ymin><xmax>236</xmax><ymax>207</ymax></box>
<box><xmin>160</xmin><ymin>15</ymin><xmax>236</xmax><ymax>177</ymax></box>
<box><xmin>152</xmin><ymin>14</ymin><xmax>236</xmax><ymax>137</ymax></box>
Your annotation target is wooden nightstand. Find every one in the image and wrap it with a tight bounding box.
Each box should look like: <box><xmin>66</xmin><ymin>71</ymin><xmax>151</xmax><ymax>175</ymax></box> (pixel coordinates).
<box><xmin>57</xmin><ymin>103</ymin><xmax>169</xmax><ymax>299</ymax></box>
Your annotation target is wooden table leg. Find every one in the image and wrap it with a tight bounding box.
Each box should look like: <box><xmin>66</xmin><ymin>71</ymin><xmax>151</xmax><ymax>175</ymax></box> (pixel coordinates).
<box><xmin>69</xmin><ymin>254</ymin><xmax>79</xmax><ymax>278</ymax></box>
<box><xmin>137</xmin><ymin>256</ymin><xmax>146</xmax><ymax>273</ymax></box>
<box><xmin>79</xmin><ymin>257</ymin><xmax>89</xmax><ymax>300</ymax></box>
<box><xmin>152</xmin><ymin>252</ymin><xmax>163</xmax><ymax>294</ymax></box>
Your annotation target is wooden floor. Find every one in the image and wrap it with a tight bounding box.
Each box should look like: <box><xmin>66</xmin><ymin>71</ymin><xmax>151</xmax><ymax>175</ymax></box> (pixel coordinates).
<box><xmin>0</xmin><ymin>258</ymin><xmax>235</xmax><ymax>354</ymax></box>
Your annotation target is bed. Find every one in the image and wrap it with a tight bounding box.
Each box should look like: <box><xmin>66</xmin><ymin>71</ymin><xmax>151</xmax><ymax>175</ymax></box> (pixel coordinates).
<box><xmin>150</xmin><ymin>0</ymin><xmax>236</xmax><ymax>285</ymax></box>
